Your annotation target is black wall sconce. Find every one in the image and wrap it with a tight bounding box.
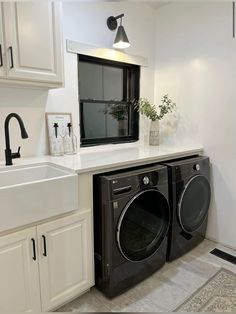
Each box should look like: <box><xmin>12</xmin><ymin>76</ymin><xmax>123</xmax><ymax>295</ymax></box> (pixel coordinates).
<box><xmin>107</xmin><ymin>14</ymin><xmax>130</xmax><ymax>49</ymax></box>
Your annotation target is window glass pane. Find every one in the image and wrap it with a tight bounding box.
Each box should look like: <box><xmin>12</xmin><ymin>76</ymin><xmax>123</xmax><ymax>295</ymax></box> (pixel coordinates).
<box><xmin>79</xmin><ymin>62</ymin><xmax>103</xmax><ymax>99</ymax></box>
<box><xmin>103</xmin><ymin>66</ymin><xmax>123</xmax><ymax>101</ymax></box>
<box><xmin>81</xmin><ymin>102</ymin><xmax>130</xmax><ymax>139</ymax></box>
<box><xmin>106</xmin><ymin>104</ymin><xmax>129</xmax><ymax>137</ymax></box>
<box><xmin>78</xmin><ymin>55</ymin><xmax>140</xmax><ymax>146</ymax></box>
<box><xmin>82</xmin><ymin>103</ymin><xmax>106</xmax><ymax>139</ymax></box>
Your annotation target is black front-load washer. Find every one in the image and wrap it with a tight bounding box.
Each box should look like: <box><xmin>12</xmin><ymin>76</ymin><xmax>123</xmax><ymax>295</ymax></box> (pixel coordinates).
<box><xmin>164</xmin><ymin>156</ymin><xmax>211</xmax><ymax>261</ymax></box>
<box><xmin>93</xmin><ymin>164</ymin><xmax>170</xmax><ymax>298</ymax></box>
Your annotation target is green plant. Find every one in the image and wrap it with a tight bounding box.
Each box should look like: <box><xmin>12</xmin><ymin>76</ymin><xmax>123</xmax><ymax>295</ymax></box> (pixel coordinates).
<box><xmin>104</xmin><ymin>104</ymin><xmax>128</xmax><ymax>121</ymax></box>
<box><xmin>135</xmin><ymin>95</ymin><xmax>176</xmax><ymax>121</ymax></box>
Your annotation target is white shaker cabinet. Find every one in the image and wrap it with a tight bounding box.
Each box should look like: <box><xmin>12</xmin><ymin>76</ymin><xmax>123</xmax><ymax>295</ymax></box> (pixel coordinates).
<box><xmin>0</xmin><ymin>227</ymin><xmax>41</xmax><ymax>312</ymax></box>
<box><xmin>37</xmin><ymin>210</ymin><xmax>94</xmax><ymax>311</ymax></box>
<box><xmin>1</xmin><ymin>2</ymin><xmax>63</xmax><ymax>86</ymax></box>
<box><xmin>0</xmin><ymin>210</ymin><xmax>94</xmax><ymax>312</ymax></box>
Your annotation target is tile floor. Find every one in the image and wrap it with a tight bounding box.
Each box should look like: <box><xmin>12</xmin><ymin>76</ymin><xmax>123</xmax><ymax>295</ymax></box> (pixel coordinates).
<box><xmin>57</xmin><ymin>239</ymin><xmax>236</xmax><ymax>312</ymax></box>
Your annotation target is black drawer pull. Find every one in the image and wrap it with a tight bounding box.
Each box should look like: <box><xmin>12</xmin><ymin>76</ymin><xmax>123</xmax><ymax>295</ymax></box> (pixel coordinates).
<box><xmin>113</xmin><ymin>186</ymin><xmax>132</xmax><ymax>195</ymax></box>
<box><xmin>9</xmin><ymin>46</ymin><xmax>14</xmax><ymax>69</ymax></box>
<box><xmin>42</xmin><ymin>235</ymin><xmax>47</xmax><ymax>257</ymax></box>
<box><xmin>0</xmin><ymin>44</ymin><xmax>3</xmax><ymax>67</ymax></box>
<box><xmin>31</xmin><ymin>238</ymin><xmax>36</xmax><ymax>261</ymax></box>
<box><xmin>233</xmin><ymin>2</ymin><xmax>235</xmax><ymax>38</ymax></box>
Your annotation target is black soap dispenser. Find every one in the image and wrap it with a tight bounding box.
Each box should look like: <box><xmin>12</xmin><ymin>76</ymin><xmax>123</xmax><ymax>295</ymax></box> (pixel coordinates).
<box><xmin>63</xmin><ymin>122</ymin><xmax>77</xmax><ymax>155</ymax></box>
<box><xmin>50</xmin><ymin>123</ymin><xmax>64</xmax><ymax>156</ymax></box>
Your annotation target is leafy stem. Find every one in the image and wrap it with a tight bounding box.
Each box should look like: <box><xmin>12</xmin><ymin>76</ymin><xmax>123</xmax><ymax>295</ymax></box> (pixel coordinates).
<box><xmin>134</xmin><ymin>95</ymin><xmax>176</xmax><ymax>121</ymax></box>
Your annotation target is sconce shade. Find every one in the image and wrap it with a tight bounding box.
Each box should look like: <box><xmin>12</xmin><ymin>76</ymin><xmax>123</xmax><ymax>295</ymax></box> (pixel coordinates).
<box><xmin>113</xmin><ymin>25</ymin><xmax>130</xmax><ymax>49</ymax></box>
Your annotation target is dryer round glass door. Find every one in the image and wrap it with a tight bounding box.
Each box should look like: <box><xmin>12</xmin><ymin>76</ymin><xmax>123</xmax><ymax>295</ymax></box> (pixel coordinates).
<box><xmin>117</xmin><ymin>189</ymin><xmax>170</xmax><ymax>262</ymax></box>
<box><xmin>178</xmin><ymin>175</ymin><xmax>211</xmax><ymax>233</ymax></box>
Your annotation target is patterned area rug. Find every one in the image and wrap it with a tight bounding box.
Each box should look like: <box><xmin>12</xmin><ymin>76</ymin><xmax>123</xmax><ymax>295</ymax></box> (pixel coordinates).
<box><xmin>175</xmin><ymin>268</ymin><xmax>236</xmax><ymax>312</ymax></box>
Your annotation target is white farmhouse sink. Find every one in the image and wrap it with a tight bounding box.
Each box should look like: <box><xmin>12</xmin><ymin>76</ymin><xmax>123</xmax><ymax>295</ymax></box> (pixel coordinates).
<box><xmin>0</xmin><ymin>164</ymin><xmax>78</xmax><ymax>232</ymax></box>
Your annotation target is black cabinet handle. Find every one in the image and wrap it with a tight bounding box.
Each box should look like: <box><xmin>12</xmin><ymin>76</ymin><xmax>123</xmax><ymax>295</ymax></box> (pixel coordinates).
<box><xmin>42</xmin><ymin>235</ymin><xmax>47</xmax><ymax>257</ymax></box>
<box><xmin>31</xmin><ymin>238</ymin><xmax>36</xmax><ymax>261</ymax></box>
<box><xmin>0</xmin><ymin>44</ymin><xmax>3</xmax><ymax>67</ymax></box>
<box><xmin>9</xmin><ymin>46</ymin><xmax>14</xmax><ymax>69</ymax></box>
<box><xmin>233</xmin><ymin>2</ymin><xmax>235</xmax><ymax>38</ymax></box>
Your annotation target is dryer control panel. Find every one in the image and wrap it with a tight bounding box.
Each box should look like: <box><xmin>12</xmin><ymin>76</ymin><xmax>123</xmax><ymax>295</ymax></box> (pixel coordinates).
<box><xmin>165</xmin><ymin>156</ymin><xmax>210</xmax><ymax>181</ymax></box>
<box><xmin>193</xmin><ymin>164</ymin><xmax>200</xmax><ymax>171</ymax></box>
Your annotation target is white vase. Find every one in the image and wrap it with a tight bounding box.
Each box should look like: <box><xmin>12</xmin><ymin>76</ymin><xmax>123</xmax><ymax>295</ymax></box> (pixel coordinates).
<box><xmin>149</xmin><ymin>120</ymin><xmax>160</xmax><ymax>146</ymax></box>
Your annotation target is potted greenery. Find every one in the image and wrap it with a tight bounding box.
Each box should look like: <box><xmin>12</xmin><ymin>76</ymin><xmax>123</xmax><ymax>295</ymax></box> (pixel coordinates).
<box><xmin>135</xmin><ymin>95</ymin><xmax>176</xmax><ymax>145</ymax></box>
<box><xmin>104</xmin><ymin>104</ymin><xmax>128</xmax><ymax>136</ymax></box>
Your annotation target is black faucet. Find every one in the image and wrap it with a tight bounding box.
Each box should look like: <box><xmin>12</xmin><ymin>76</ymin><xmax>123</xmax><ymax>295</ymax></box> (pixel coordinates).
<box><xmin>4</xmin><ymin>113</ymin><xmax>28</xmax><ymax>166</ymax></box>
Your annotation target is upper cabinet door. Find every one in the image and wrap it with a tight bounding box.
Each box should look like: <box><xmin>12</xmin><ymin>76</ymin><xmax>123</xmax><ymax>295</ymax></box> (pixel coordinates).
<box><xmin>0</xmin><ymin>227</ymin><xmax>41</xmax><ymax>312</ymax></box>
<box><xmin>3</xmin><ymin>2</ymin><xmax>63</xmax><ymax>84</ymax></box>
<box><xmin>37</xmin><ymin>210</ymin><xmax>94</xmax><ymax>312</ymax></box>
<box><xmin>0</xmin><ymin>4</ymin><xmax>5</xmax><ymax>77</ymax></box>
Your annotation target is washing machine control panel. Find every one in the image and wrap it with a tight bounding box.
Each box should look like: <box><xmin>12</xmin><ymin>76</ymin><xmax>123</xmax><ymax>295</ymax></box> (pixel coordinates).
<box><xmin>142</xmin><ymin>176</ymin><xmax>150</xmax><ymax>185</ymax></box>
<box><xmin>140</xmin><ymin>171</ymin><xmax>160</xmax><ymax>187</ymax></box>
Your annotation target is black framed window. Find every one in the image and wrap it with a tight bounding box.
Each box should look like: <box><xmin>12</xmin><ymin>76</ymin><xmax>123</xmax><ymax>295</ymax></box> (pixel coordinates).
<box><xmin>78</xmin><ymin>54</ymin><xmax>140</xmax><ymax>147</ymax></box>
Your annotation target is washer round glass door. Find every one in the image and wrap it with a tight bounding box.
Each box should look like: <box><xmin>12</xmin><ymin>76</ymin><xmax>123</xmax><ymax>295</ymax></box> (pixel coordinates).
<box><xmin>117</xmin><ymin>189</ymin><xmax>170</xmax><ymax>262</ymax></box>
<box><xmin>178</xmin><ymin>175</ymin><xmax>211</xmax><ymax>233</ymax></box>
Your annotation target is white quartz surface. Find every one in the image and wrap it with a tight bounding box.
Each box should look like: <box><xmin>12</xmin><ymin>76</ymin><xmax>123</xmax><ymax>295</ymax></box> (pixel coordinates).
<box><xmin>0</xmin><ymin>144</ymin><xmax>204</xmax><ymax>174</ymax></box>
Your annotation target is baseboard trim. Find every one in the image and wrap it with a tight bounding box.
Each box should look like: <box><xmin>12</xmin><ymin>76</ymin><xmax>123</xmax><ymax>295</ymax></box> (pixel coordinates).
<box><xmin>205</xmin><ymin>235</ymin><xmax>236</xmax><ymax>252</ymax></box>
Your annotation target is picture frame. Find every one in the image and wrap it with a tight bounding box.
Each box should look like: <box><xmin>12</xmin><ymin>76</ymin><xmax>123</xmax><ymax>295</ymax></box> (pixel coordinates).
<box><xmin>46</xmin><ymin>112</ymin><xmax>72</xmax><ymax>155</ymax></box>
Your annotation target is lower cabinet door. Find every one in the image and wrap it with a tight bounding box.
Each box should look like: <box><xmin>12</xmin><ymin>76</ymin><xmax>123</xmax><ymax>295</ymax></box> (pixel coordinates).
<box><xmin>0</xmin><ymin>227</ymin><xmax>41</xmax><ymax>312</ymax></box>
<box><xmin>37</xmin><ymin>209</ymin><xmax>94</xmax><ymax>311</ymax></box>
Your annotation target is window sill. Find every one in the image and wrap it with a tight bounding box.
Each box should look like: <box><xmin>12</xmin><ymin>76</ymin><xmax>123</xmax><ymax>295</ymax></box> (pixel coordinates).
<box><xmin>79</xmin><ymin>140</ymin><xmax>142</xmax><ymax>154</ymax></box>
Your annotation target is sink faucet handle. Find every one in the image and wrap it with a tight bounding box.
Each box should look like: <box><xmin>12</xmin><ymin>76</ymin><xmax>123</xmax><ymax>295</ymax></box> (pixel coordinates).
<box><xmin>12</xmin><ymin>146</ymin><xmax>21</xmax><ymax>159</ymax></box>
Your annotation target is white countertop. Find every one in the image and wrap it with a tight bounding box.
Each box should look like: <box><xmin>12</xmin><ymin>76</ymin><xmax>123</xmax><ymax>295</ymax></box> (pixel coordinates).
<box><xmin>0</xmin><ymin>144</ymin><xmax>204</xmax><ymax>174</ymax></box>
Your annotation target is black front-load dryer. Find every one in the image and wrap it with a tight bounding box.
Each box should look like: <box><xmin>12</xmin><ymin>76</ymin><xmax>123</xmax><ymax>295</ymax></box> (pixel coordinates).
<box><xmin>93</xmin><ymin>164</ymin><xmax>170</xmax><ymax>298</ymax></box>
<box><xmin>164</xmin><ymin>156</ymin><xmax>211</xmax><ymax>261</ymax></box>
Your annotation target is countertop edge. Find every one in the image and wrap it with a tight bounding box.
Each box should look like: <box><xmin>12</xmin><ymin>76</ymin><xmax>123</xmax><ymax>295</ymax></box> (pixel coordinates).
<box><xmin>70</xmin><ymin>147</ymin><xmax>204</xmax><ymax>174</ymax></box>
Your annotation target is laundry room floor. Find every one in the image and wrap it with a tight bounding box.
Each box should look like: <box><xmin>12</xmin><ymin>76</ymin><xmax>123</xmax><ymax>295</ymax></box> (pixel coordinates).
<box><xmin>57</xmin><ymin>239</ymin><xmax>236</xmax><ymax>312</ymax></box>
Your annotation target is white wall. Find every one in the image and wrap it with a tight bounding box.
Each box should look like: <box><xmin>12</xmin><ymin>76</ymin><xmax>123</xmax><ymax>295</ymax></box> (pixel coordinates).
<box><xmin>62</xmin><ymin>1</ymin><xmax>156</xmax><ymax>144</ymax></box>
<box><xmin>0</xmin><ymin>2</ymin><xmax>156</xmax><ymax>161</ymax></box>
<box><xmin>155</xmin><ymin>2</ymin><xmax>236</xmax><ymax>249</ymax></box>
<box><xmin>0</xmin><ymin>87</ymin><xmax>48</xmax><ymax>158</ymax></box>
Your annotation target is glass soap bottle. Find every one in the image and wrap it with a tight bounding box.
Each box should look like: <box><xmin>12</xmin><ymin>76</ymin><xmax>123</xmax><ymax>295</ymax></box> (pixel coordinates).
<box><xmin>50</xmin><ymin>123</ymin><xmax>64</xmax><ymax>156</ymax></box>
<box><xmin>63</xmin><ymin>122</ymin><xmax>77</xmax><ymax>155</ymax></box>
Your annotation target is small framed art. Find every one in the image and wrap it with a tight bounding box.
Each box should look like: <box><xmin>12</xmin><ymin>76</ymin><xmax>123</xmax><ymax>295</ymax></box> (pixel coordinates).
<box><xmin>46</xmin><ymin>112</ymin><xmax>74</xmax><ymax>155</ymax></box>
